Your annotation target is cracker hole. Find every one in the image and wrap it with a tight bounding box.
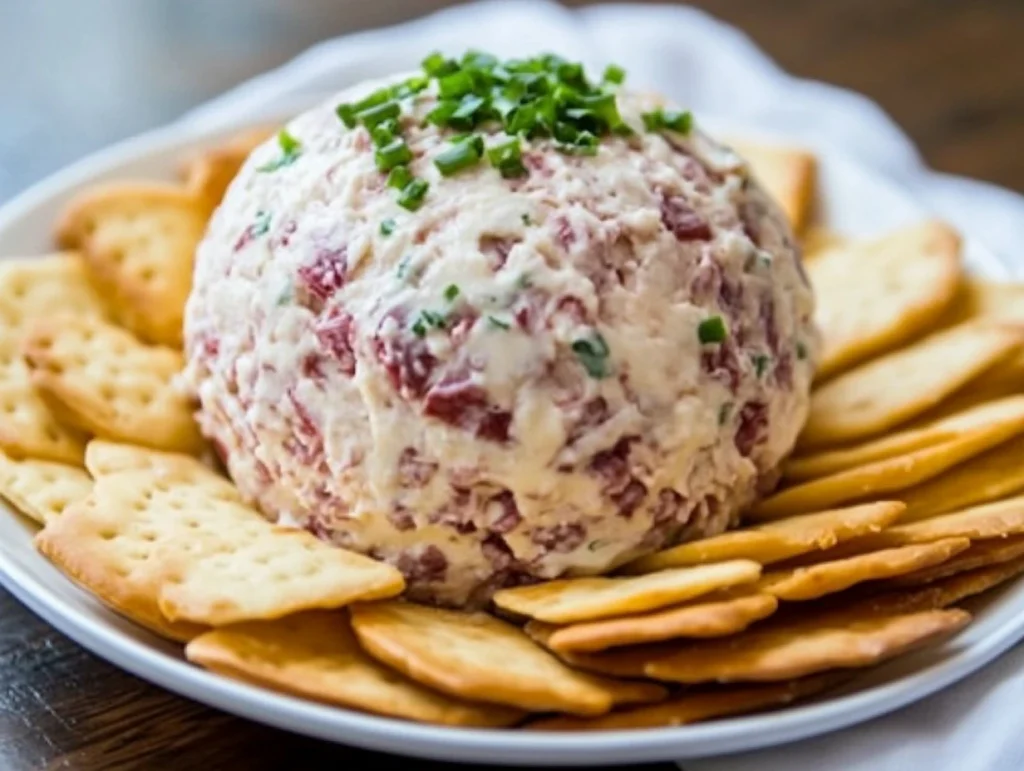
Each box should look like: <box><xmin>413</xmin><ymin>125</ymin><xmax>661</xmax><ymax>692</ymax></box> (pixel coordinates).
<box><xmin>99</xmin><ymin>529</ymin><xmax>118</xmax><ymax>541</ymax></box>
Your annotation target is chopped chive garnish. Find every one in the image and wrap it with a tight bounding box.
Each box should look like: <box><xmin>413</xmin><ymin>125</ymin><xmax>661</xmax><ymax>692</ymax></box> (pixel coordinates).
<box><xmin>697</xmin><ymin>316</ymin><xmax>727</xmax><ymax>344</ymax></box>
<box><xmin>354</xmin><ymin>89</ymin><xmax>390</xmax><ymax>113</ymax></box>
<box><xmin>336</xmin><ymin>104</ymin><xmax>357</xmax><ymax>128</ymax></box>
<box><xmin>387</xmin><ymin>166</ymin><xmax>412</xmax><ymax>189</ymax></box>
<box><xmin>753</xmin><ymin>354</ymin><xmax>771</xmax><ymax>378</ymax></box>
<box><xmin>422</xmin><ymin>51</ymin><xmax>459</xmax><ymax>77</ymax></box>
<box><xmin>358</xmin><ymin>100</ymin><xmax>400</xmax><ymax>129</ymax></box>
<box><xmin>375</xmin><ymin>139</ymin><xmax>412</xmax><ymax>172</ymax></box>
<box><xmin>642</xmin><ymin>108</ymin><xmax>693</xmax><ymax>134</ymax></box>
<box><xmin>444</xmin><ymin>284</ymin><xmax>460</xmax><ymax>302</ymax></box>
<box><xmin>411</xmin><ymin>319</ymin><xmax>427</xmax><ymax>337</ymax></box>
<box><xmin>488</xmin><ymin>315</ymin><xmax>511</xmax><ymax>330</ymax></box>
<box><xmin>256</xmin><ymin>130</ymin><xmax>302</xmax><ymax>172</ymax></box>
<box><xmin>380</xmin><ymin>218</ymin><xmax>396</xmax><ymax>237</ymax></box>
<box><xmin>718</xmin><ymin>402</ymin><xmax>733</xmax><ymax>425</ymax></box>
<box><xmin>396</xmin><ymin>255</ymin><xmax>412</xmax><ymax>279</ymax></box>
<box><xmin>434</xmin><ymin>136</ymin><xmax>484</xmax><ymax>176</ymax></box>
<box><xmin>521</xmin><ymin>213</ymin><xmax>531</xmax><ymax>225</ymax></box>
<box><xmin>486</xmin><ymin>137</ymin><xmax>525</xmax><ymax>178</ymax></box>
<box><xmin>796</xmin><ymin>342</ymin><xmax>808</xmax><ymax>360</ymax></box>
<box><xmin>251</xmin><ymin>210</ymin><xmax>271</xmax><ymax>237</ymax></box>
<box><xmin>602</xmin><ymin>64</ymin><xmax>626</xmax><ymax>85</ymax></box>
<box><xmin>397</xmin><ymin>178</ymin><xmax>429</xmax><ymax>211</ymax></box>
<box><xmin>516</xmin><ymin>272</ymin><xmax>532</xmax><ymax>289</ymax></box>
<box><xmin>438</xmin><ymin>70</ymin><xmax>475</xmax><ymax>99</ymax></box>
<box><xmin>571</xmin><ymin>332</ymin><xmax>610</xmax><ymax>378</ymax></box>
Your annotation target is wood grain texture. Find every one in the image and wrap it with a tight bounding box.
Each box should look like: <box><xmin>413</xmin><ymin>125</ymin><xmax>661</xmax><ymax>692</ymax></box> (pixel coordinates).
<box><xmin>1</xmin><ymin>1</ymin><xmax>1022</xmax><ymax>769</ymax></box>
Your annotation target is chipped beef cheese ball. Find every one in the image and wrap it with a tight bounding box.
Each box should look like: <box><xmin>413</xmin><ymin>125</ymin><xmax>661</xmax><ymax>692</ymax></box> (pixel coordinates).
<box><xmin>182</xmin><ymin>53</ymin><xmax>818</xmax><ymax>608</ymax></box>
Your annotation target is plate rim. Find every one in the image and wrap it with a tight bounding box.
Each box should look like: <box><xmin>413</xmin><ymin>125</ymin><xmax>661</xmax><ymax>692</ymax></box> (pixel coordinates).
<box><xmin>1</xmin><ymin>103</ymin><xmax>1022</xmax><ymax>766</ymax></box>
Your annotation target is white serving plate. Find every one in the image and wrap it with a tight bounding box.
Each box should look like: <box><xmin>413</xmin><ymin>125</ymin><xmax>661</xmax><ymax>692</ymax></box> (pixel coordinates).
<box><xmin>0</xmin><ymin>99</ymin><xmax>1021</xmax><ymax>766</ymax></box>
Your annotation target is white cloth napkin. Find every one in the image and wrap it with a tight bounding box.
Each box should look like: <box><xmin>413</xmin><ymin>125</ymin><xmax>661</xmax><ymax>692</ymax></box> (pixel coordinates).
<box><xmin>176</xmin><ymin>2</ymin><xmax>1024</xmax><ymax>768</ymax></box>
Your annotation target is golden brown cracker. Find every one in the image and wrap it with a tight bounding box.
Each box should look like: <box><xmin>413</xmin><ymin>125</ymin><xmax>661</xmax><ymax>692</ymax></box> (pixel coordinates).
<box><xmin>785</xmin><ymin>396</ymin><xmax>1024</xmax><ymax>482</ymax></box>
<box><xmin>0</xmin><ymin>326</ymin><xmax>85</xmax><ymax>465</ymax></box>
<box><xmin>888</xmin><ymin>537</ymin><xmax>1024</xmax><ymax>588</ymax></box>
<box><xmin>523</xmin><ymin>621</ymin><xmax>665</xmax><ymax>679</ymax></box>
<box><xmin>535</xmin><ymin>592</ymin><xmax>778</xmax><ymax>653</ymax></box>
<box><xmin>752</xmin><ymin>401</ymin><xmax>1024</xmax><ymax>520</ymax></box>
<box><xmin>528</xmin><ymin>675</ymin><xmax>843</xmax><ymax>731</ymax></box>
<box><xmin>184</xmin><ymin>611</ymin><xmax>526</xmax><ymax>727</ymax></box>
<box><xmin>756</xmin><ymin>538</ymin><xmax>970</xmax><ymax>602</ymax></box>
<box><xmin>349</xmin><ymin>601</ymin><xmax>619</xmax><ymax>715</ymax></box>
<box><xmin>0</xmin><ymin>252</ymin><xmax>109</xmax><ymax>329</ymax></box>
<box><xmin>625</xmin><ymin>501</ymin><xmax>904</xmax><ymax>572</ymax></box>
<box><xmin>940</xmin><ymin>277</ymin><xmax>1024</xmax><ymax>328</ymax></box>
<box><xmin>643</xmin><ymin>608</ymin><xmax>970</xmax><ymax>684</ymax></box>
<box><xmin>899</xmin><ymin>434</ymin><xmax>1024</xmax><ymax>522</ymax></box>
<box><xmin>492</xmin><ymin>561</ymin><xmax>762</xmax><ymax>624</ymax></box>
<box><xmin>809</xmin><ymin>221</ymin><xmax>962</xmax><ymax>380</ymax></box>
<box><xmin>799</xmin><ymin>321</ymin><xmax>1023</xmax><ymax>450</ymax></box>
<box><xmin>23</xmin><ymin>314</ymin><xmax>205</xmax><ymax>454</ymax></box>
<box><xmin>54</xmin><ymin>182</ymin><xmax>206</xmax><ymax>347</ymax></box>
<box><xmin>0</xmin><ymin>451</ymin><xmax>92</xmax><ymax>525</ymax></box>
<box><xmin>181</xmin><ymin>126</ymin><xmax>277</xmax><ymax>213</ymax></box>
<box><xmin>801</xmin><ymin>226</ymin><xmax>847</xmax><ymax>259</ymax></box>
<box><xmin>729</xmin><ymin>139</ymin><xmax>817</xmax><ymax>233</ymax></box>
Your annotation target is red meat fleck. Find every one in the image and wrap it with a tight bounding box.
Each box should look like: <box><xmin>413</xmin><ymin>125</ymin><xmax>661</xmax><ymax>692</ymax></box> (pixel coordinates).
<box><xmin>387</xmin><ymin>506</ymin><xmax>416</xmax><ymax>532</ymax></box>
<box><xmin>396</xmin><ymin>545</ymin><xmax>448</xmax><ymax>584</ymax></box>
<box><xmin>735</xmin><ymin>401</ymin><xmax>769</xmax><ymax>456</ymax></box>
<box><xmin>423</xmin><ymin>375</ymin><xmax>512</xmax><ymax>442</ymax></box>
<box><xmin>701</xmin><ymin>345</ymin><xmax>742</xmax><ymax>392</ymax></box>
<box><xmin>487</xmin><ymin>490</ymin><xmax>522</xmax><ymax>534</ymax></box>
<box><xmin>530</xmin><ymin>521</ymin><xmax>587</xmax><ymax>554</ymax></box>
<box><xmin>660</xmin><ymin>195</ymin><xmax>712</xmax><ymax>241</ymax></box>
<box><xmin>397</xmin><ymin>447</ymin><xmax>437</xmax><ymax>487</ymax></box>
<box><xmin>552</xmin><ymin>215</ymin><xmax>577</xmax><ymax>250</ymax></box>
<box><xmin>298</xmin><ymin>245</ymin><xmax>348</xmax><ymax>310</ymax></box>
<box><xmin>612</xmin><ymin>479</ymin><xmax>648</xmax><ymax>519</ymax></box>
<box><xmin>314</xmin><ymin>308</ymin><xmax>357</xmax><ymax>376</ymax></box>
<box><xmin>480</xmin><ymin>235</ymin><xmax>517</xmax><ymax>270</ymax></box>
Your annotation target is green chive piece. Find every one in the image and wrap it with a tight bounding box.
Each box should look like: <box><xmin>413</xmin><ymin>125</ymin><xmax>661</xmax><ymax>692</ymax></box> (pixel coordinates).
<box><xmin>571</xmin><ymin>332</ymin><xmax>610</xmax><ymax>378</ymax></box>
<box><xmin>663</xmin><ymin>109</ymin><xmax>693</xmax><ymax>133</ymax></box>
<box><xmin>396</xmin><ymin>255</ymin><xmax>412</xmax><ymax>279</ymax></box>
<box><xmin>488</xmin><ymin>315</ymin><xmax>511</xmax><ymax>330</ymax></box>
<box><xmin>698</xmin><ymin>316</ymin><xmax>728</xmax><ymax>344</ymax></box>
<box><xmin>444</xmin><ymin>284</ymin><xmax>460</xmax><ymax>302</ymax></box>
<box><xmin>438</xmin><ymin>70</ymin><xmax>474</xmax><ymax>99</ymax></box>
<box><xmin>387</xmin><ymin>166</ymin><xmax>412</xmax><ymax>189</ymax></box>
<box><xmin>642</xmin><ymin>110</ymin><xmax>664</xmax><ymax>131</ymax></box>
<box><xmin>358</xmin><ymin>100</ymin><xmax>400</xmax><ymax>128</ymax></box>
<box><xmin>718</xmin><ymin>402</ymin><xmax>733</xmax><ymax>425</ymax></box>
<box><xmin>411</xmin><ymin>318</ymin><xmax>427</xmax><ymax>337</ymax></box>
<box><xmin>521</xmin><ymin>213</ymin><xmax>531</xmax><ymax>225</ymax></box>
<box><xmin>425</xmin><ymin>100</ymin><xmax>459</xmax><ymax>127</ymax></box>
<box><xmin>251</xmin><ymin>210</ymin><xmax>271</xmax><ymax>237</ymax></box>
<box><xmin>796</xmin><ymin>342</ymin><xmax>809</xmax><ymax>360</ymax></box>
<box><xmin>256</xmin><ymin>130</ymin><xmax>302</xmax><ymax>172</ymax></box>
<box><xmin>422</xmin><ymin>51</ymin><xmax>458</xmax><ymax>77</ymax></box>
<box><xmin>486</xmin><ymin>137</ymin><xmax>525</xmax><ymax>178</ymax></box>
<box><xmin>753</xmin><ymin>353</ymin><xmax>771</xmax><ymax>377</ymax></box>
<box><xmin>391</xmin><ymin>74</ymin><xmax>429</xmax><ymax>99</ymax></box>
<box><xmin>603</xmin><ymin>64</ymin><xmax>626</xmax><ymax>85</ymax></box>
<box><xmin>434</xmin><ymin>137</ymin><xmax>483</xmax><ymax>176</ymax></box>
<box><xmin>397</xmin><ymin>178</ymin><xmax>429</xmax><ymax>211</ymax></box>
<box><xmin>375</xmin><ymin>139</ymin><xmax>412</xmax><ymax>172</ymax></box>
<box><xmin>380</xmin><ymin>218</ymin><xmax>396</xmax><ymax>237</ymax></box>
<box><xmin>336</xmin><ymin>103</ymin><xmax>357</xmax><ymax>128</ymax></box>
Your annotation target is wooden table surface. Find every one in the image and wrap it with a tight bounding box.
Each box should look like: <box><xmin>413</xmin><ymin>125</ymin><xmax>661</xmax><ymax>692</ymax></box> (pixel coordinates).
<box><xmin>1</xmin><ymin>1</ymin><xmax>1022</xmax><ymax>769</ymax></box>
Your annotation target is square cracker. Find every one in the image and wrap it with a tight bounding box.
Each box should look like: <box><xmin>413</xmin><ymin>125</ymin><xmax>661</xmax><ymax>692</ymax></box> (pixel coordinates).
<box><xmin>185</xmin><ymin>611</ymin><xmax>526</xmax><ymax>727</ymax></box>
<box><xmin>492</xmin><ymin>560</ymin><xmax>762</xmax><ymax>624</ymax></box>
<box><xmin>624</xmin><ymin>501</ymin><xmax>904</xmax><ymax>573</ymax></box>
<box><xmin>528</xmin><ymin>591</ymin><xmax>779</xmax><ymax>654</ymax></box>
<box><xmin>23</xmin><ymin>314</ymin><xmax>205</xmax><ymax>455</ymax></box>
<box><xmin>643</xmin><ymin>608</ymin><xmax>969</xmax><ymax>684</ymax></box>
<box><xmin>728</xmin><ymin>139</ymin><xmax>817</xmax><ymax>234</ymax></box>
<box><xmin>754</xmin><ymin>396</ymin><xmax>1024</xmax><ymax>520</ymax></box>
<box><xmin>0</xmin><ymin>252</ymin><xmax>109</xmax><ymax>330</ymax></box>
<box><xmin>0</xmin><ymin>325</ymin><xmax>85</xmax><ymax>465</ymax></box>
<box><xmin>0</xmin><ymin>451</ymin><xmax>92</xmax><ymax>525</ymax></box>
<box><xmin>785</xmin><ymin>394</ymin><xmax>1024</xmax><ymax>483</ymax></box>
<box><xmin>84</xmin><ymin>439</ymin><xmax>232</xmax><ymax>490</ymax></box>
<box><xmin>349</xmin><ymin>600</ymin><xmax>620</xmax><ymax>716</ymax></box>
<box><xmin>35</xmin><ymin>468</ymin><xmax>404</xmax><ymax>629</ymax></box>
<box><xmin>54</xmin><ymin>181</ymin><xmax>207</xmax><ymax>348</ymax></box>
<box><xmin>798</xmin><ymin>320</ymin><xmax>1023</xmax><ymax>450</ymax></box>
<box><xmin>809</xmin><ymin>221</ymin><xmax>962</xmax><ymax>380</ymax></box>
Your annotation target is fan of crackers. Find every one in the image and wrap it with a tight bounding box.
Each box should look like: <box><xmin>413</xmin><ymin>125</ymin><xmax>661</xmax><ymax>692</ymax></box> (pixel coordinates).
<box><xmin>2</xmin><ymin>124</ymin><xmax>1023</xmax><ymax>732</ymax></box>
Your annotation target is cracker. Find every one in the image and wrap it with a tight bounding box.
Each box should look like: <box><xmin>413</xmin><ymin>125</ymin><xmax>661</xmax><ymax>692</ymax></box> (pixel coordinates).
<box><xmin>492</xmin><ymin>561</ymin><xmax>762</xmax><ymax>624</ymax></box>
<box><xmin>0</xmin><ymin>326</ymin><xmax>85</xmax><ymax>464</ymax></box>
<box><xmin>528</xmin><ymin>674</ymin><xmax>843</xmax><ymax>731</ymax></box>
<box><xmin>643</xmin><ymin>608</ymin><xmax>970</xmax><ymax>684</ymax></box>
<box><xmin>522</xmin><ymin>621</ymin><xmax>667</xmax><ymax>678</ymax></box>
<box><xmin>862</xmin><ymin>494</ymin><xmax>1024</xmax><ymax>549</ymax></box>
<box><xmin>940</xmin><ymin>277</ymin><xmax>1024</xmax><ymax>328</ymax></box>
<box><xmin>888</xmin><ymin>537</ymin><xmax>1024</xmax><ymax>588</ymax></box>
<box><xmin>23</xmin><ymin>314</ymin><xmax>205</xmax><ymax>454</ymax></box>
<box><xmin>34</xmin><ymin>495</ymin><xmax>207</xmax><ymax>642</ymax></box>
<box><xmin>349</xmin><ymin>601</ymin><xmax>620</xmax><ymax>715</ymax></box>
<box><xmin>798</xmin><ymin>321</ymin><xmax>1023</xmax><ymax>450</ymax></box>
<box><xmin>624</xmin><ymin>501</ymin><xmax>904</xmax><ymax>573</ymax></box>
<box><xmin>751</xmin><ymin>400</ymin><xmax>1024</xmax><ymax>520</ymax></box>
<box><xmin>801</xmin><ymin>226</ymin><xmax>847</xmax><ymax>259</ymax></box>
<box><xmin>756</xmin><ymin>538</ymin><xmax>970</xmax><ymax>602</ymax></box>
<box><xmin>0</xmin><ymin>451</ymin><xmax>92</xmax><ymax>525</ymax></box>
<box><xmin>533</xmin><ymin>592</ymin><xmax>779</xmax><ymax>653</ymax></box>
<box><xmin>35</xmin><ymin>469</ymin><xmax>404</xmax><ymax>629</ymax></box>
<box><xmin>184</xmin><ymin>611</ymin><xmax>526</xmax><ymax>727</ymax></box>
<box><xmin>729</xmin><ymin>139</ymin><xmax>817</xmax><ymax>233</ymax></box>
<box><xmin>809</xmin><ymin>221</ymin><xmax>962</xmax><ymax>380</ymax></box>
<box><xmin>0</xmin><ymin>252</ymin><xmax>109</xmax><ymax>329</ymax></box>
<box><xmin>785</xmin><ymin>396</ymin><xmax>1024</xmax><ymax>482</ymax></box>
<box><xmin>182</xmin><ymin>126</ymin><xmax>277</xmax><ymax>213</ymax></box>
<box><xmin>54</xmin><ymin>182</ymin><xmax>206</xmax><ymax>347</ymax></box>
<box><xmin>899</xmin><ymin>434</ymin><xmax>1024</xmax><ymax>522</ymax></box>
